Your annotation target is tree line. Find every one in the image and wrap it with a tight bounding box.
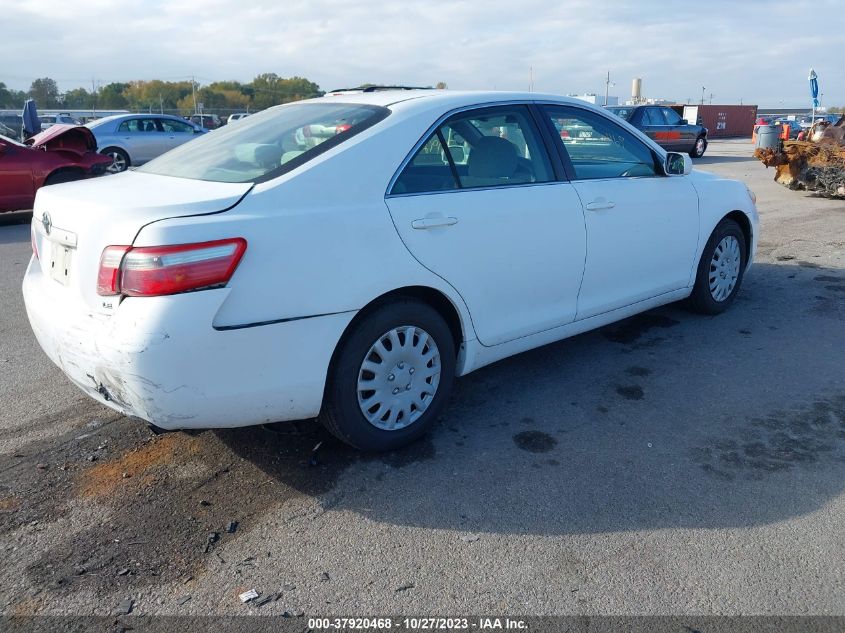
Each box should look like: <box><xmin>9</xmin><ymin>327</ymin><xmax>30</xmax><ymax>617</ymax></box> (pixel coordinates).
<box><xmin>0</xmin><ymin>74</ymin><xmax>323</xmax><ymax>114</ymax></box>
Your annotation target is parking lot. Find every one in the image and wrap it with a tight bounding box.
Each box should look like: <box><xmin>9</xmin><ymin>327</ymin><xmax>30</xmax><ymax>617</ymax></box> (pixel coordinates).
<box><xmin>0</xmin><ymin>139</ymin><xmax>843</xmax><ymax>617</ymax></box>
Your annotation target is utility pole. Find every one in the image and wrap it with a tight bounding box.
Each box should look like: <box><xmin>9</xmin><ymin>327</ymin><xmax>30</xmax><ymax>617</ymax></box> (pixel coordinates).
<box><xmin>604</xmin><ymin>70</ymin><xmax>612</xmax><ymax>106</ymax></box>
<box><xmin>700</xmin><ymin>86</ymin><xmax>705</xmax><ymax>105</ymax></box>
<box><xmin>529</xmin><ymin>66</ymin><xmax>534</xmax><ymax>93</ymax></box>
<box><xmin>191</xmin><ymin>76</ymin><xmax>197</xmax><ymax>115</ymax></box>
<box><xmin>709</xmin><ymin>92</ymin><xmax>713</xmax><ymax>105</ymax></box>
<box><xmin>91</xmin><ymin>77</ymin><xmax>96</xmax><ymax>118</ymax></box>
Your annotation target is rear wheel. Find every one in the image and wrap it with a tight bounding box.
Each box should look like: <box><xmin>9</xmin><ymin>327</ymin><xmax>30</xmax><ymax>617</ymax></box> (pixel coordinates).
<box><xmin>688</xmin><ymin>218</ymin><xmax>747</xmax><ymax>314</ymax></box>
<box><xmin>690</xmin><ymin>135</ymin><xmax>707</xmax><ymax>158</ymax></box>
<box><xmin>320</xmin><ymin>299</ymin><xmax>456</xmax><ymax>451</ymax></box>
<box><xmin>101</xmin><ymin>147</ymin><xmax>130</xmax><ymax>173</ymax></box>
<box><xmin>43</xmin><ymin>169</ymin><xmax>85</xmax><ymax>186</ymax></box>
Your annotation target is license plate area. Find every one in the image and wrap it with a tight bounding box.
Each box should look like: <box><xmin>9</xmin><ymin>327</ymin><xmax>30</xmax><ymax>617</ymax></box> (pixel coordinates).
<box><xmin>50</xmin><ymin>244</ymin><xmax>74</xmax><ymax>286</ymax></box>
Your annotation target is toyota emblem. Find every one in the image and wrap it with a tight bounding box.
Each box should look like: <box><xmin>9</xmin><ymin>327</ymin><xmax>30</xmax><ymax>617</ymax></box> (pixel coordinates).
<box><xmin>42</xmin><ymin>212</ymin><xmax>51</xmax><ymax>235</ymax></box>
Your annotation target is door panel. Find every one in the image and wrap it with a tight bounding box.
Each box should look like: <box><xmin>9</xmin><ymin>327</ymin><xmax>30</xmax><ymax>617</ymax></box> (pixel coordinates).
<box><xmin>572</xmin><ymin>177</ymin><xmax>699</xmax><ymax>318</ymax></box>
<box><xmin>539</xmin><ymin>104</ymin><xmax>700</xmax><ymax>319</ymax></box>
<box><xmin>386</xmin><ymin>184</ymin><xmax>587</xmax><ymax>346</ymax></box>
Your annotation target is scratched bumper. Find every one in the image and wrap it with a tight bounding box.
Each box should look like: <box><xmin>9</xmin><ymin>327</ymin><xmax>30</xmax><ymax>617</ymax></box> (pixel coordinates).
<box><xmin>22</xmin><ymin>258</ymin><xmax>355</xmax><ymax>429</ymax></box>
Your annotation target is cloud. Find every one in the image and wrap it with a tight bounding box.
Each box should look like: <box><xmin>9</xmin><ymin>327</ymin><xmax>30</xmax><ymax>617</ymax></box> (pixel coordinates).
<box><xmin>2</xmin><ymin>0</ymin><xmax>843</xmax><ymax>107</ymax></box>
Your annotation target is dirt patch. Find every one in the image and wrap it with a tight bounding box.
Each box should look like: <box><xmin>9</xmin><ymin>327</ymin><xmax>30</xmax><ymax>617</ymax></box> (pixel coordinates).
<box><xmin>513</xmin><ymin>431</ymin><xmax>558</xmax><ymax>453</ymax></box>
<box><xmin>616</xmin><ymin>385</ymin><xmax>644</xmax><ymax>401</ymax></box>
<box><xmin>77</xmin><ymin>433</ymin><xmax>203</xmax><ymax>499</ymax></box>
<box><xmin>0</xmin><ymin>495</ymin><xmax>22</xmax><ymax>512</ymax></box>
<box><xmin>690</xmin><ymin>395</ymin><xmax>845</xmax><ymax>481</ymax></box>
<box><xmin>601</xmin><ymin>312</ymin><xmax>679</xmax><ymax>345</ymax></box>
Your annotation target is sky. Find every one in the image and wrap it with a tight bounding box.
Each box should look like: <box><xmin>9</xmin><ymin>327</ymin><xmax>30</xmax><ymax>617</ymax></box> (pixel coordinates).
<box><xmin>2</xmin><ymin>0</ymin><xmax>843</xmax><ymax>108</ymax></box>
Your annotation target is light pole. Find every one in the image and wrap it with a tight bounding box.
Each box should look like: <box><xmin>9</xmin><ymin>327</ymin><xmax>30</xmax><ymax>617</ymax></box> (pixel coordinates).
<box><xmin>700</xmin><ymin>86</ymin><xmax>705</xmax><ymax>105</ymax></box>
<box><xmin>604</xmin><ymin>71</ymin><xmax>615</xmax><ymax>106</ymax></box>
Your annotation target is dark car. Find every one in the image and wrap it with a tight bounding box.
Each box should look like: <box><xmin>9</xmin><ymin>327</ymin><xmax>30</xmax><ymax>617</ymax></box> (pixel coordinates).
<box><xmin>188</xmin><ymin>114</ymin><xmax>223</xmax><ymax>130</ymax></box>
<box><xmin>0</xmin><ymin>125</ymin><xmax>112</xmax><ymax>212</ymax></box>
<box><xmin>605</xmin><ymin>105</ymin><xmax>708</xmax><ymax>157</ymax></box>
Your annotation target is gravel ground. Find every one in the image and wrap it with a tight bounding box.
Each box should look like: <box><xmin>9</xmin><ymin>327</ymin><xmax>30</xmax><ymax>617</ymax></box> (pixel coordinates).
<box><xmin>0</xmin><ymin>139</ymin><xmax>843</xmax><ymax>618</ymax></box>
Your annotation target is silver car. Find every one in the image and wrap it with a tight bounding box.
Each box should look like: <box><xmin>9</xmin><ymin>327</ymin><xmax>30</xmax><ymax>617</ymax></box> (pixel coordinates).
<box><xmin>86</xmin><ymin>114</ymin><xmax>206</xmax><ymax>173</ymax></box>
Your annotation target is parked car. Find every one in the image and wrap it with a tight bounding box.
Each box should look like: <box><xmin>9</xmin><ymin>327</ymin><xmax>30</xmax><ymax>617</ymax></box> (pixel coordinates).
<box><xmin>189</xmin><ymin>114</ymin><xmax>223</xmax><ymax>129</ymax></box>
<box><xmin>0</xmin><ymin>114</ymin><xmax>23</xmax><ymax>141</ymax></box>
<box><xmin>40</xmin><ymin>113</ymin><xmax>82</xmax><ymax>130</ymax></box>
<box><xmin>86</xmin><ymin>114</ymin><xmax>206</xmax><ymax>173</ymax></box>
<box><xmin>227</xmin><ymin>113</ymin><xmax>250</xmax><ymax>124</ymax></box>
<box><xmin>24</xmin><ymin>91</ymin><xmax>757</xmax><ymax>451</ymax></box>
<box><xmin>0</xmin><ymin>125</ymin><xmax>111</xmax><ymax>212</ymax></box>
<box><xmin>606</xmin><ymin>105</ymin><xmax>708</xmax><ymax>157</ymax></box>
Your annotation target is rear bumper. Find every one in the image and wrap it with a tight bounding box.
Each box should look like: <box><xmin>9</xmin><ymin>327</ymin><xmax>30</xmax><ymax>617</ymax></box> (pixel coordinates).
<box><xmin>22</xmin><ymin>259</ymin><xmax>355</xmax><ymax>429</ymax></box>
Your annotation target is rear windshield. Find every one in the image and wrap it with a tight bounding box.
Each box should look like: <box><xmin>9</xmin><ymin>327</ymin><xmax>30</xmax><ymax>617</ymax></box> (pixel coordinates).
<box><xmin>605</xmin><ymin>107</ymin><xmax>634</xmax><ymax>120</ymax></box>
<box><xmin>137</xmin><ymin>102</ymin><xmax>389</xmax><ymax>183</ymax></box>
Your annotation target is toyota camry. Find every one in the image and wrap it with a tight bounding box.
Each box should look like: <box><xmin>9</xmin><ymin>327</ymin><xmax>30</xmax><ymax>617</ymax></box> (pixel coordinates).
<box><xmin>23</xmin><ymin>88</ymin><xmax>758</xmax><ymax>451</ymax></box>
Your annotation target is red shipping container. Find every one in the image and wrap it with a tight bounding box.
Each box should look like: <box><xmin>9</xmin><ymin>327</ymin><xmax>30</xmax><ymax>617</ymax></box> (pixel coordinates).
<box><xmin>682</xmin><ymin>105</ymin><xmax>758</xmax><ymax>138</ymax></box>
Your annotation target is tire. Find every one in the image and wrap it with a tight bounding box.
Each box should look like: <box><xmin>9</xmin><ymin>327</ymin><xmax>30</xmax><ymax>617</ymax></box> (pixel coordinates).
<box><xmin>101</xmin><ymin>147</ymin><xmax>130</xmax><ymax>173</ymax></box>
<box><xmin>320</xmin><ymin>298</ymin><xmax>456</xmax><ymax>451</ymax></box>
<box><xmin>689</xmin><ymin>135</ymin><xmax>707</xmax><ymax>158</ymax></box>
<box><xmin>43</xmin><ymin>169</ymin><xmax>85</xmax><ymax>186</ymax></box>
<box><xmin>688</xmin><ymin>218</ymin><xmax>747</xmax><ymax>315</ymax></box>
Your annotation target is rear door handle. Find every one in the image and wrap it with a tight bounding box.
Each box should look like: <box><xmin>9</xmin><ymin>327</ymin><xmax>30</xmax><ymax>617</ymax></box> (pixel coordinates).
<box><xmin>411</xmin><ymin>217</ymin><xmax>459</xmax><ymax>229</ymax></box>
<box><xmin>585</xmin><ymin>200</ymin><xmax>616</xmax><ymax>211</ymax></box>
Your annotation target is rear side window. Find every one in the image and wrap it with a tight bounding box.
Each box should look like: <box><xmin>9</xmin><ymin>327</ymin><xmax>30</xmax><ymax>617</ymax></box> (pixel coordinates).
<box><xmin>138</xmin><ymin>103</ymin><xmax>389</xmax><ymax>183</ymax></box>
<box><xmin>391</xmin><ymin>105</ymin><xmax>553</xmax><ymax>195</ymax></box>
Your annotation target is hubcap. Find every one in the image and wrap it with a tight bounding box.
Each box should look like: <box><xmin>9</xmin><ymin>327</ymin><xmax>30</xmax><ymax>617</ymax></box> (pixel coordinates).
<box><xmin>357</xmin><ymin>325</ymin><xmax>441</xmax><ymax>431</ymax></box>
<box><xmin>106</xmin><ymin>152</ymin><xmax>127</xmax><ymax>173</ymax></box>
<box><xmin>696</xmin><ymin>138</ymin><xmax>706</xmax><ymax>155</ymax></box>
<box><xmin>709</xmin><ymin>236</ymin><xmax>741</xmax><ymax>302</ymax></box>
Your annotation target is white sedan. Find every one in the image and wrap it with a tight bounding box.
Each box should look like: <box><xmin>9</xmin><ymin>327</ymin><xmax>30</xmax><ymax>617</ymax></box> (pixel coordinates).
<box><xmin>23</xmin><ymin>89</ymin><xmax>758</xmax><ymax>451</ymax></box>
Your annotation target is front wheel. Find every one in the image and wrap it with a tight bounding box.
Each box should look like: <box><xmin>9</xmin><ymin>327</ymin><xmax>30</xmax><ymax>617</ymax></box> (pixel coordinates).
<box><xmin>101</xmin><ymin>147</ymin><xmax>130</xmax><ymax>173</ymax></box>
<box><xmin>688</xmin><ymin>218</ymin><xmax>747</xmax><ymax>315</ymax></box>
<box><xmin>320</xmin><ymin>299</ymin><xmax>456</xmax><ymax>451</ymax></box>
<box><xmin>689</xmin><ymin>136</ymin><xmax>707</xmax><ymax>158</ymax></box>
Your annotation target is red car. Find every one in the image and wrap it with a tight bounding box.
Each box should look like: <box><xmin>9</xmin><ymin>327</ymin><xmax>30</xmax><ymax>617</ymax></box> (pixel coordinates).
<box><xmin>0</xmin><ymin>124</ymin><xmax>112</xmax><ymax>212</ymax></box>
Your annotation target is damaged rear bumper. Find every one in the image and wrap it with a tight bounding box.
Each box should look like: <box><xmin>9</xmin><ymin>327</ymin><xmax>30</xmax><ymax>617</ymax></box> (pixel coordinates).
<box><xmin>22</xmin><ymin>258</ymin><xmax>355</xmax><ymax>429</ymax></box>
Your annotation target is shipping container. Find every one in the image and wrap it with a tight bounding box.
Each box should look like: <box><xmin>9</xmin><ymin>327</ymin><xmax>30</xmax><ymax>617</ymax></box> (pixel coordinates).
<box><xmin>682</xmin><ymin>105</ymin><xmax>758</xmax><ymax>138</ymax></box>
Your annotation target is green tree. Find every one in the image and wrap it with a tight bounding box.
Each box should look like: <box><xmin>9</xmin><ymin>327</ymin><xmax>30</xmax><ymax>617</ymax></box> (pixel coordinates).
<box><xmin>63</xmin><ymin>87</ymin><xmax>91</xmax><ymax>109</ymax></box>
<box><xmin>98</xmin><ymin>83</ymin><xmax>129</xmax><ymax>109</ymax></box>
<box><xmin>28</xmin><ymin>77</ymin><xmax>60</xmax><ymax>108</ymax></box>
<box><xmin>0</xmin><ymin>82</ymin><xmax>26</xmax><ymax>108</ymax></box>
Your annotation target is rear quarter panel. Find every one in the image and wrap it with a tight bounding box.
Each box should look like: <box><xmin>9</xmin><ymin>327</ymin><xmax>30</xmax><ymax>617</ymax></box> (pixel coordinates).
<box><xmin>133</xmin><ymin>105</ymin><xmax>477</xmax><ymax>342</ymax></box>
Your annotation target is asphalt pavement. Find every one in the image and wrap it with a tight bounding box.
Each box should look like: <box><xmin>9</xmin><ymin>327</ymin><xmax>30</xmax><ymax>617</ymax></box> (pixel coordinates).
<box><xmin>0</xmin><ymin>140</ymin><xmax>843</xmax><ymax>618</ymax></box>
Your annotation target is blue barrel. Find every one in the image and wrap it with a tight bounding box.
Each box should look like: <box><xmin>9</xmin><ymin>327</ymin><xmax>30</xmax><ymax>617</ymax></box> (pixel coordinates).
<box><xmin>755</xmin><ymin>125</ymin><xmax>781</xmax><ymax>150</ymax></box>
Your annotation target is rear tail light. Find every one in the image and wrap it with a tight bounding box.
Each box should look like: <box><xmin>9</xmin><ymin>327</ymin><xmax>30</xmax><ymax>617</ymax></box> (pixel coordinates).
<box><xmin>96</xmin><ymin>238</ymin><xmax>246</xmax><ymax>297</ymax></box>
<box><xmin>560</xmin><ymin>129</ymin><xmax>570</xmax><ymax>139</ymax></box>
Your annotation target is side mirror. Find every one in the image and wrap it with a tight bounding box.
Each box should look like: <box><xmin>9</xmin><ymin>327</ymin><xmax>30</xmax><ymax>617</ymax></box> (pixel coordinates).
<box><xmin>680</xmin><ymin>119</ymin><xmax>689</xmax><ymax>125</ymax></box>
<box><xmin>665</xmin><ymin>152</ymin><xmax>693</xmax><ymax>176</ymax></box>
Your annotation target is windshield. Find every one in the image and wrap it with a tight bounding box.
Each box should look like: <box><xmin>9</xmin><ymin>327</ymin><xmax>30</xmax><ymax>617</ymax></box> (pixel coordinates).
<box><xmin>137</xmin><ymin>102</ymin><xmax>389</xmax><ymax>183</ymax></box>
<box><xmin>605</xmin><ymin>107</ymin><xmax>634</xmax><ymax>120</ymax></box>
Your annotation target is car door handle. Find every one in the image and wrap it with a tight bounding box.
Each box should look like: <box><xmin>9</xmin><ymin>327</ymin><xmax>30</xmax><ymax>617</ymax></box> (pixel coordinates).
<box><xmin>411</xmin><ymin>217</ymin><xmax>459</xmax><ymax>229</ymax></box>
<box><xmin>585</xmin><ymin>200</ymin><xmax>616</xmax><ymax>211</ymax></box>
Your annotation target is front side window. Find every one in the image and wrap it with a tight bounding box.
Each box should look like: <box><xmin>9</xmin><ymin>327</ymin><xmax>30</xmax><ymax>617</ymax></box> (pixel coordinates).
<box><xmin>138</xmin><ymin>102</ymin><xmax>388</xmax><ymax>183</ymax></box>
<box><xmin>542</xmin><ymin>106</ymin><xmax>659</xmax><ymax>180</ymax></box>
<box><xmin>391</xmin><ymin>105</ymin><xmax>553</xmax><ymax>195</ymax></box>
<box><xmin>118</xmin><ymin>118</ymin><xmax>160</xmax><ymax>133</ymax></box>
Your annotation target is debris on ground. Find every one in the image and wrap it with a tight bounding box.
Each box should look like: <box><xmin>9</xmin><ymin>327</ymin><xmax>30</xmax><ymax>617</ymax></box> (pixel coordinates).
<box><xmin>461</xmin><ymin>534</ymin><xmax>480</xmax><ymax>542</ymax></box>
<box><xmin>238</xmin><ymin>589</ymin><xmax>259</xmax><ymax>603</ymax></box>
<box><xmin>319</xmin><ymin>571</ymin><xmax>330</xmax><ymax>582</ymax></box>
<box><xmin>309</xmin><ymin>441</ymin><xmax>324</xmax><ymax>467</ymax></box>
<box><xmin>226</xmin><ymin>520</ymin><xmax>238</xmax><ymax>534</ymax></box>
<box><xmin>395</xmin><ymin>583</ymin><xmax>415</xmax><ymax>593</ymax></box>
<box><xmin>115</xmin><ymin>598</ymin><xmax>134</xmax><ymax>615</ymax></box>
<box><xmin>253</xmin><ymin>592</ymin><xmax>280</xmax><ymax>607</ymax></box>
<box><xmin>283</xmin><ymin>582</ymin><xmax>296</xmax><ymax>591</ymax></box>
<box><xmin>177</xmin><ymin>594</ymin><xmax>192</xmax><ymax>605</ymax></box>
<box><xmin>199</xmin><ymin>499</ymin><xmax>211</xmax><ymax>507</ymax></box>
<box><xmin>36</xmin><ymin>463</ymin><xmax>48</xmax><ymax>470</ymax></box>
<box><xmin>754</xmin><ymin>118</ymin><xmax>845</xmax><ymax>198</ymax></box>
<box><xmin>116</xmin><ymin>568</ymin><xmax>130</xmax><ymax>576</ymax></box>
<box><xmin>204</xmin><ymin>531</ymin><xmax>219</xmax><ymax>553</ymax></box>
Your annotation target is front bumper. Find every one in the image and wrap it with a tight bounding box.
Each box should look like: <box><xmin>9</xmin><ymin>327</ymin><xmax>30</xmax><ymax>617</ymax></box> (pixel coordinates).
<box><xmin>22</xmin><ymin>259</ymin><xmax>355</xmax><ymax>429</ymax></box>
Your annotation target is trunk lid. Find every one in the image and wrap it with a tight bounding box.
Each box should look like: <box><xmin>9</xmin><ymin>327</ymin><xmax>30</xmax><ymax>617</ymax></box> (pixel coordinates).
<box><xmin>32</xmin><ymin>171</ymin><xmax>252</xmax><ymax>314</ymax></box>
